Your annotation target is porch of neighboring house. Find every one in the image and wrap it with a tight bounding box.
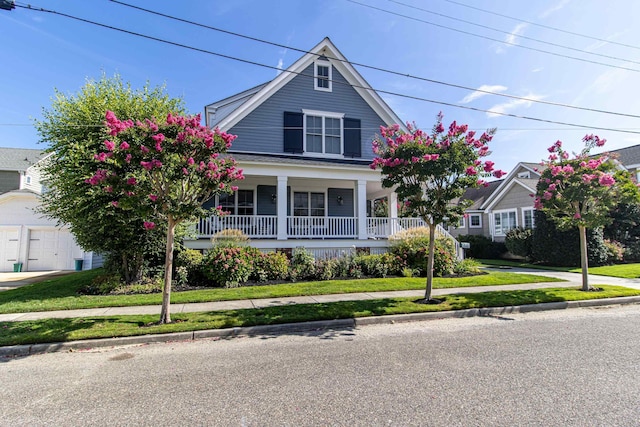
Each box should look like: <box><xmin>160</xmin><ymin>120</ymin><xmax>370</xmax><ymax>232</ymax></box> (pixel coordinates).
<box><xmin>185</xmin><ymin>171</ymin><xmax>461</xmax><ymax>257</ymax></box>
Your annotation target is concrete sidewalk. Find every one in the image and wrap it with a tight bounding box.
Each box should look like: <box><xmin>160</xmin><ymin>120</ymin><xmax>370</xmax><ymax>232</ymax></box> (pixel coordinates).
<box><xmin>1</xmin><ymin>267</ymin><xmax>638</xmax><ymax>322</ymax></box>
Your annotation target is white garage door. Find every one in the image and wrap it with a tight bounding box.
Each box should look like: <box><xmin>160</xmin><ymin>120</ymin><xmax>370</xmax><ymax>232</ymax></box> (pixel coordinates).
<box><xmin>0</xmin><ymin>228</ymin><xmax>20</xmax><ymax>272</ymax></box>
<box><xmin>27</xmin><ymin>230</ymin><xmax>77</xmax><ymax>271</ymax></box>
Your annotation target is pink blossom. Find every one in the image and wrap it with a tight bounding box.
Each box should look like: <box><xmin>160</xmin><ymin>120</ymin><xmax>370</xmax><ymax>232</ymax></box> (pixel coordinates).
<box><xmin>149</xmin><ymin>194</ymin><xmax>158</xmax><ymax>202</ymax></box>
<box><xmin>104</xmin><ymin>186</ymin><xmax>113</xmax><ymax>193</ymax></box>
<box><xmin>483</xmin><ymin>161</ymin><xmax>495</xmax><ymax>173</ymax></box>
<box><xmin>465</xmin><ymin>166</ymin><xmax>477</xmax><ymax>175</ymax></box>
<box><xmin>493</xmin><ymin>170</ymin><xmax>506</xmax><ymax>178</ymax></box>
<box><xmin>111</xmin><ymin>201</ymin><xmax>119</xmax><ymax>207</ymax></box>
<box><xmin>104</xmin><ymin>140</ymin><xmax>115</xmax><ymax>151</ymax></box>
<box><xmin>140</xmin><ymin>145</ymin><xmax>150</xmax><ymax>153</ymax></box>
<box><xmin>562</xmin><ymin>165</ymin><xmax>574</xmax><ymax>174</ymax></box>
<box><xmin>127</xmin><ymin>177</ymin><xmax>137</xmax><ymax>186</ymax></box>
<box><xmin>231</xmin><ymin>186</ymin><xmax>238</xmax><ymax>191</ymax></box>
<box><xmin>119</xmin><ymin>141</ymin><xmax>130</xmax><ymax>150</ymax></box>
<box><xmin>599</xmin><ymin>174</ymin><xmax>615</xmax><ymax>187</ymax></box>
<box><xmin>543</xmin><ymin>191</ymin><xmax>553</xmax><ymax>200</ymax></box>
<box><xmin>435</xmin><ymin>122</ymin><xmax>444</xmax><ymax>133</ymax></box>
<box><xmin>548</xmin><ymin>183</ymin><xmax>557</xmax><ymax>191</ymax></box>
<box><xmin>125</xmin><ymin>154</ymin><xmax>132</xmax><ymax>163</ymax></box>
<box><xmin>94</xmin><ymin>152</ymin><xmax>107</xmax><ymax>162</ymax></box>
<box><xmin>548</xmin><ymin>154</ymin><xmax>558</xmax><ymax>161</ymax></box>
<box><xmin>141</xmin><ymin>161</ymin><xmax>153</xmax><ymax>171</ymax></box>
<box><xmin>582</xmin><ymin>174</ymin><xmax>596</xmax><ymax>184</ymax></box>
<box><xmin>143</xmin><ymin>221</ymin><xmax>155</xmax><ymax>230</ymax></box>
<box><xmin>187</xmin><ymin>157</ymin><xmax>195</xmax><ymax>165</ymax></box>
<box><xmin>573</xmin><ymin>212</ymin><xmax>581</xmax><ymax>219</ymax></box>
<box><xmin>182</xmin><ymin>167</ymin><xmax>189</xmax><ymax>175</ymax></box>
<box><xmin>561</xmin><ymin>151</ymin><xmax>569</xmax><ymax>159</ymax></box>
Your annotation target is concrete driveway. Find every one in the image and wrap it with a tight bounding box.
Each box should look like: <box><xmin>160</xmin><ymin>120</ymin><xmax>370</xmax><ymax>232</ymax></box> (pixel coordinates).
<box><xmin>0</xmin><ymin>271</ymin><xmax>76</xmax><ymax>291</ymax></box>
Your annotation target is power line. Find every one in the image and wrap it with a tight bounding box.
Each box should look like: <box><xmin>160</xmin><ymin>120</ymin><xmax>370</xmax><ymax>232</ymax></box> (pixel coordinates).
<box><xmin>386</xmin><ymin>0</ymin><xmax>640</xmax><ymax>67</ymax></box>
<box><xmin>107</xmin><ymin>0</ymin><xmax>640</xmax><ymax>120</ymax></box>
<box><xmin>13</xmin><ymin>3</ymin><xmax>640</xmax><ymax>136</ymax></box>
<box><xmin>443</xmin><ymin>0</ymin><xmax>640</xmax><ymax>52</ymax></box>
<box><xmin>346</xmin><ymin>0</ymin><xmax>640</xmax><ymax>73</ymax></box>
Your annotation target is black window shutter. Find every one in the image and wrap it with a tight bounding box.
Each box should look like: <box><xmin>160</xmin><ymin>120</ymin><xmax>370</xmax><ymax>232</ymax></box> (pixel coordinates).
<box><xmin>343</xmin><ymin>118</ymin><xmax>361</xmax><ymax>158</ymax></box>
<box><xmin>283</xmin><ymin>112</ymin><xmax>303</xmax><ymax>153</ymax></box>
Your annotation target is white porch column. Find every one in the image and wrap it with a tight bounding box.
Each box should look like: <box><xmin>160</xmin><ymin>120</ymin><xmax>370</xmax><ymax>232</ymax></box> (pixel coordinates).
<box><xmin>277</xmin><ymin>176</ymin><xmax>288</xmax><ymax>240</ymax></box>
<box><xmin>357</xmin><ymin>180</ymin><xmax>368</xmax><ymax>240</ymax></box>
<box><xmin>389</xmin><ymin>192</ymin><xmax>398</xmax><ymax>235</ymax></box>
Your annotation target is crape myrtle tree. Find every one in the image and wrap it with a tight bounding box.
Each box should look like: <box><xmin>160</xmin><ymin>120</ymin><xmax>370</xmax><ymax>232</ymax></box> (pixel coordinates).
<box><xmin>35</xmin><ymin>75</ymin><xmax>185</xmax><ymax>282</ymax></box>
<box><xmin>534</xmin><ymin>135</ymin><xmax>619</xmax><ymax>291</ymax></box>
<box><xmin>371</xmin><ymin>113</ymin><xmax>505</xmax><ymax>302</ymax></box>
<box><xmin>86</xmin><ymin>110</ymin><xmax>244</xmax><ymax>324</ymax></box>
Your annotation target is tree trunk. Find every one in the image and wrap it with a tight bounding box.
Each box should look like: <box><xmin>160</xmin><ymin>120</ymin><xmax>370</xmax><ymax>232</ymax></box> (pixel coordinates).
<box><xmin>578</xmin><ymin>225</ymin><xmax>590</xmax><ymax>291</ymax></box>
<box><xmin>425</xmin><ymin>221</ymin><xmax>436</xmax><ymax>301</ymax></box>
<box><xmin>159</xmin><ymin>216</ymin><xmax>176</xmax><ymax>324</ymax></box>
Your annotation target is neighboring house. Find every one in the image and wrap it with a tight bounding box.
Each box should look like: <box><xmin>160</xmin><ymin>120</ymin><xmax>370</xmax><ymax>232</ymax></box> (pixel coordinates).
<box><xmin>449</xmin><ymin>162</ymin><xmax>542</xmax><ymax>242</ymax></box>
<box><xmin>187</xmin><ymin>37</ymin><xmax>459</xmax><ymax>257</ymax></box>
<box><xmin>450</xmin><ymin>143</ymin><xmax>640</xmax><ymax>242</ymax></box>
<box><xmin>0</xmin><ymin>147</ymin><xmax>101</xmax><ymax>272</ymax></box>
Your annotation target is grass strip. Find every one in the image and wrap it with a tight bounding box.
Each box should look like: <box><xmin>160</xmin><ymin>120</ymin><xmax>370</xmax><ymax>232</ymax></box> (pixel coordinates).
<box><xmin>0</xmin><ymin>270</ymin><xmax>563</xmax><ymax>314</ymax></box>
<box><xmin>1</xmin><ymin>285</ymin><xmax>637</xmax><ymax>346</ymax></box>
<box><xmin>479</xmin><ymin>259</ymin><xmax>640</xmax><ymax>278</ymax></box>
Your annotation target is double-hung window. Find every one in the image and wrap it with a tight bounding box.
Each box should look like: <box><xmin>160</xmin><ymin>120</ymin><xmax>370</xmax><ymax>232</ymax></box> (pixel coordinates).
<box><xmin>218</xmin><ymin>190</ymin><xmax>254</xmax><ymax>215</ymax></box>
<box><xmin>494</xmin><ymin>210</ymin><xmax>517</xmax><ymax>236</ymax></box>
<box><xmin>314</xmin><ymin>59</ymin><xmax>332</xmax><ymax>92</ymax></box>
<box><xmin>294</xmin><ymin>192</ymin><xmax>325</xmax><ymax>217</ymax></box>
<box><xmin>469</xmin><ymin>214</ymin><xmax>482</xmax><ymax>228</ymax></box>
<box><xmin>523</xmin><ymin>209</ymin><xmax>535</xmax><ymax>229</ymax></box>
<box><xmin>303</xmin><ymin>110</ymin><xmax>344</xmax><ymax>156</ymax></box>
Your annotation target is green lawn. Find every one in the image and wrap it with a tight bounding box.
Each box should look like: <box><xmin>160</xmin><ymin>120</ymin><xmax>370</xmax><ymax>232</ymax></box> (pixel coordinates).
<box><xmin>0</xmin><ymin>269</ymin><xmax>563</xmax><ymax>314</ymax></box>
<box><xmin>1</xmin><ymin>285</ymin><xmax>637</xmax><ymax>346</ymax></box>
<box><xmin>479</xmin><ymin>259</ymin><xmax>640</xmax><ymax>278</ymax></box>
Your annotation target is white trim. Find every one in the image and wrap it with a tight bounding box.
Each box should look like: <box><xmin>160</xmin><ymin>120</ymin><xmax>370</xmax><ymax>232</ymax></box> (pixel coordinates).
<box><xmin>481</xmin><ymin>162</ymin><xmax>541</xmax><ymax>210</ymax></box>
<box><xmin>522</xmin><ymin>208</ymin><xmax>535</xmax><ymax>229</ymax></box>
<box><xmin>469</xmin><ymin>213</ymin><xmax>482</xmax><ymax>228</ymax></box>
<box><xmin>314</xmin><ymin>59</ymin><xmax>332</xmax><ymax>92</ymax></box>
<box><xmin>483</xmin><ymin>178</ymin><xmax>537</xmax><ymax>211</ymax></box>
<box><xmin>458</xmin><ymin>217</ymin><xmax>466</xmax><ymax>228</ymax></box>
<box><xmin>492</xmin><ymin>209</ymin><xmax>518</xmax><ymax>237</ymax></box>
<box><xmin>214</xmin><ymin>38</ymin><xmax>406</xmax><ymax>133</ymax></box>
<box><xmin>302</xmin><ymin>110</ymin><xmax>345</xmax><ymax>158</ymax></box>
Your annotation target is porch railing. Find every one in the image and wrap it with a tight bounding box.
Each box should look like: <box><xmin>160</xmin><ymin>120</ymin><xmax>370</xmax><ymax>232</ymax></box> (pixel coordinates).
<box><xmin>287</xmin><ymin>216</ymin><xmax>357</xmax><ymax>239</ymax></box>
<box><xmin>198</xmin><ymin>215</ymin><xmax>277</xmax><ymax>238</ymax></box>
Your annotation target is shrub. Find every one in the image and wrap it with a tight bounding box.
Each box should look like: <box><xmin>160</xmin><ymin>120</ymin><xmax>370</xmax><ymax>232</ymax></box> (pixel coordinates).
<box><xmin>111</xmin><ymin>277</ymin><xmax>163</xmax><ymax>295</ymax></box>
<box><xmin>333</xmin><ymin>253</ymin><xmax>356</xmax><ymax>278</ymax></box>
<box><xmin>78</xmin><ymin>274</ymin><xmax>121</xmax><ymax>295</ymax></box>
<box><xmin>251</xmin><ymin>251</ymin><xmax>290</xmax><ymax>282</ymax></box>
<box><xmin>289</xmin><ymin>247</ymin><xmax>316</xmax><ymax>281</ymax></box>
<box><xmin>202</xmin><ymin>246</ymin><xmax>258</xmax><ymax>287</ymax></box>
<box><xmin>355</xmin><ymin>254</ymin><xmax>390</xmax><ymax>278</ymax></box>
<box><xmin>315</xmin><ymin>258</ymin><xmax>338</xmax><ymax>281</ymax></box>
<box><xmin>391</xmin><ymin>231</ymin><xmax>458</xmax><ymax>277</ymax></box>
<box><xmin>175</xmin><ymin>248</ymin><xmax>205</xmax><ymax>286</ymax></box>
<box><xmin>603</xmin><ymin>239</ymin><xmax>625</xmax><ymax>264</ymax></box>
<box><xmin>531</xmin><ymin>211</ymin><xmax>609</xmax><ymax>267</ymax></box>
<box><xmin>505</xmin><ymin>227</ymin><xmax>533</xmax><ymax>258</ymax></box>
<box><xmin>454</xmin><ymin>258</ymin><xmax>482</xmax><ymax>275</ymax></box>
<box><xmin>211</xmin><ymin>229</ymin><xmax>250</xmax><ymax>248</ymax></box>
<box><xmin>457</xmin><ymin>234</ymin><xmax>506</xmax><ymax>259</ymax></box>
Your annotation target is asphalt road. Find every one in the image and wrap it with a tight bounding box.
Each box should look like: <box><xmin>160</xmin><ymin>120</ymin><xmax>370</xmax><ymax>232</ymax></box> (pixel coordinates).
<box><xmin>2</xmin><ymin>304</ymin><xmax>639</xmax><ymax>426</ymax></box>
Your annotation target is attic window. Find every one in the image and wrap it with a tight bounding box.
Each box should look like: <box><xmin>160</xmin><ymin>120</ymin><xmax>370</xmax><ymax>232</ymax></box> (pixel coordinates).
<box><xmin>314</xmin><ymin>59</ymin><xmax>332</xmax><ymax>92</ymax></box>
<box><xmin>517</xmin><ymin>171</ymin><xmax>530</xmax><ymax>179</ymax></box>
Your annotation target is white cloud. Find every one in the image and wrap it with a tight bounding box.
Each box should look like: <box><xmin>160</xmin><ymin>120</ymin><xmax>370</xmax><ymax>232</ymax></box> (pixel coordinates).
<box><xmin>506</xmin><ymin>23</ymin><xmax>529</xmax><ymax>45</ymax></box>
<box><xmin>539</xmin><ymin>0</ymin><xmax>571</xmax><ymax>18</ymax></box>
<box><xmin>531</xmin><ymin>67</ymin><xmax>543</xmax><ymax>73</ymax></box>
<box><xmin>584</xmin><ymin>31</ymin><xmax>626</xmax><ymax>52</ymax></box>
<box><xmin>276</xmin><ymin>58</ymin><xmax>284</xmax><ymax>76</ymax></box>
<box><xmin>487</xmin><ymin>93</ymin><xmax>545</xmax><ymax>118</ymax></box>
<box><xmin>460</xmin><ymin>85</ymin><xmax>508</xmax><ymax>104</ymax></box>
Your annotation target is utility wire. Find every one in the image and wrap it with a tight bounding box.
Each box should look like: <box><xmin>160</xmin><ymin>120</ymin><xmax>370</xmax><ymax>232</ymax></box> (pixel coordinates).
<box><xmin>346</xmin><ymin>0</ymin><xmax>640</xmax><ymax>73</ymax></box>
<box><xmin>13</xmin><ymin>3</ymin><xmax>640</xmax><ymax>136</ymax></box>
<box><xmin>443</xmin><ymin>0</ymin><xmax>640</xmax><ymax>52</ymax></box>
<box><xmin>386</xmin><ymin>0</ymin><xmax>640</xmax><ymax>67</ymax></box>
<box><xmin>108</xmin><ymin>0</ymin><xmax>640</xmax><ymax>120</ymax></box>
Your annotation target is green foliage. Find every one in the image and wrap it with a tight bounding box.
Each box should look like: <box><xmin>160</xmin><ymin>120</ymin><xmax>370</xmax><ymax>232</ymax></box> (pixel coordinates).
<box><xmin>251</xmin><ymin>251</ymin><xmax>290</xmax><ymax>282</ymax></box>
<box><xmin>391</xmin><ymin>235</ymin><xmax>458</xmax><ymax>277</ymax></box>
<box><xmin>202</xmin><ymin>247</ymin><xmax>259</xmax><ymax>288</ymax></box>
<box><xmin>531</xmin><ymin>211</ymin><xmax>609</xmax><ymax>266</ymax></box>
<box><xmin>602</xmin><ymin>240</ymin><xmax>625</xmax><ymax>263</ymax></box>
<box><xmin>604</xmin><ymin>202</ymin><xmax>640</xmax><ymax>262</ymax></box>
<box><xmin>457</xmin><ymin>234</ymin><xmax>506</xmax><ymax>259</ymax></box>
<box><xmin>315</xmin><ymin>258</ymin><xmax>338</xmax><ymax>281</ymax></box>
<box><xmin>212</xmin><ymin>229</ymin><xmax>250</xmax><ymax>248</ymax></box>
<box><xmin>505</xmin><ymin>227</ymin><xmax>533</xmax><ymax>258</ymax></box>
<box><xmin>453</xmin><ymin>258</ymin><xmax>482</xmax><ymax>275</ymax></box>
<box><xmin>175</xmin><ymin>248</ymin><xmax>205</xmax><ymax>286</ymax></box>
<box><xmin>35</xmin><ymin>74</ymin><xmax>185</xmax><ymax>283</ymax></box>
<box><xmin>289</xmin><ymin>248</ymin><xmax>317</xmax><ymax>282</ymax></box>
<box><xmin>78</xmin><ymin>274</ymin><xmax>121</xmax><ymax>295</ymax></box>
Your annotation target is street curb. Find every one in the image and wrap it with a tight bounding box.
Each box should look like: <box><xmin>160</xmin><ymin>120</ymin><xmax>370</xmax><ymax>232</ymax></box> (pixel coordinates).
<box><xmin>1</xmin><ymin>296</ymin><xmax>639</xmax><ymax>357</ymax></box>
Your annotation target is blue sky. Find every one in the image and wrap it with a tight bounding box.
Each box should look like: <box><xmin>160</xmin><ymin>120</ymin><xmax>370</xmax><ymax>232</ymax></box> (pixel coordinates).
<box><xmin>2</xmin><ymin>0</ymin><xmax>640</xmax><ymax>172</ymax></box>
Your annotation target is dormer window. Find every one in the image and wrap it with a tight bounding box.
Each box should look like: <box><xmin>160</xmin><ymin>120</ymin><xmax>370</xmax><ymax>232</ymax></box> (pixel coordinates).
<box><xmin>517</xmin><ymin>171</ymin><xmax>530</xmax><ymax>179</ymax></box>
<box><xmin>314</xmin><ymin>59</ymin><xmax>332</xmax><ymax>92</ymax></box>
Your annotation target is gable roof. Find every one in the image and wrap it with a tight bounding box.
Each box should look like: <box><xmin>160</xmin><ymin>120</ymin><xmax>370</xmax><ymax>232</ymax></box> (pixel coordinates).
<box><xmin>480</xmin><ymin>161</ymin><xmax>542</xmax><ymax>210</ymax></box>
<box><xmin>0</xmin><ymin>147</ymin><xmax>46</xmax><ymax>172</ymax></box>
<box><xmin>459</xmin><ymin>179</ymin><xmax>503</xmax><ymax>210</ymax></box>
<box><xmin>207</xmin><ymin>37</ymin><xmax>405</xmax><ymax>132</ymax></box>
<box><xmin>608</xmin><ymin>144</ymin><xmax>640</xmax><ymax>168</ymax></box>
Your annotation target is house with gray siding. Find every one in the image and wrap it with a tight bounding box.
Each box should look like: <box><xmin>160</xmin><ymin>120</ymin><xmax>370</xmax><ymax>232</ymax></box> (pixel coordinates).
<box><xmin>189</xmin><ymin>37</ymin><xmax>458</xmax><ymax>256</ymax></box>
